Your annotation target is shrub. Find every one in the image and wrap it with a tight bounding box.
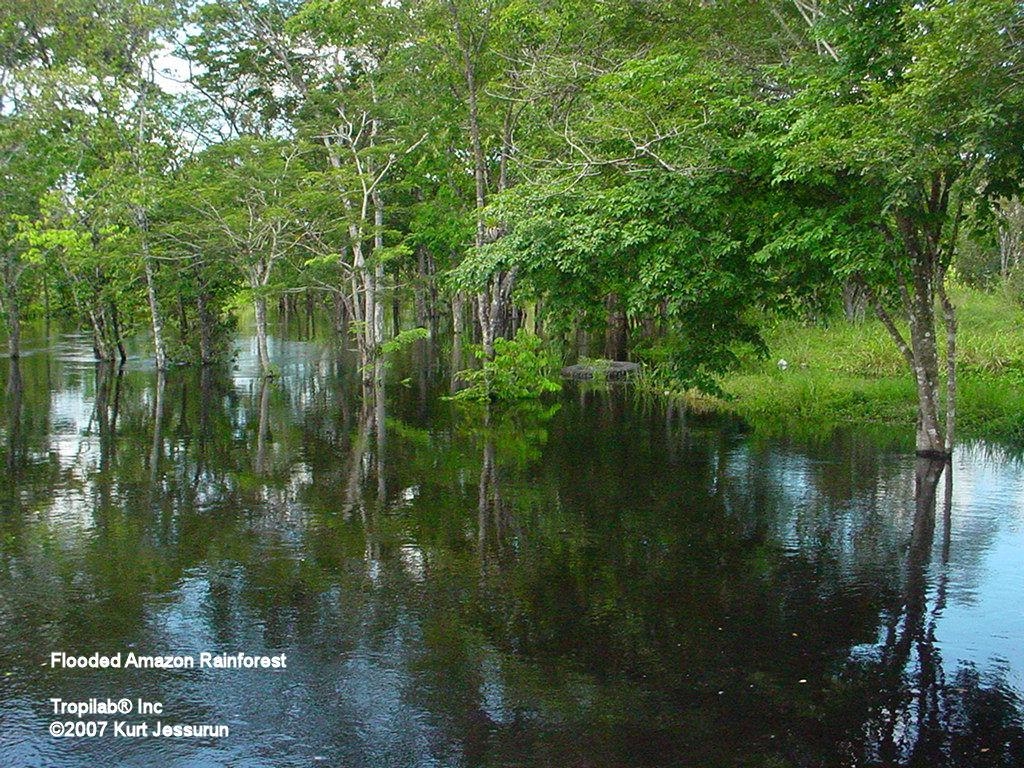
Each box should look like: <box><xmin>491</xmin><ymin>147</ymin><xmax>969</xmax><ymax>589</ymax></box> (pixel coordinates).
<box><xmin>450</xmin><ymin>330</ymin><xmax>562</xmax><ymax>402</ymax></box>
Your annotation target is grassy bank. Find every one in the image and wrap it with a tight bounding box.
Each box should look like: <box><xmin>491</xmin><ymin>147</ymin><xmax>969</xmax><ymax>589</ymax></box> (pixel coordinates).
<box><xmin>706</xmin><ymin>286</ymin><xmax>1024</xmax><ymax>445</ymax></box>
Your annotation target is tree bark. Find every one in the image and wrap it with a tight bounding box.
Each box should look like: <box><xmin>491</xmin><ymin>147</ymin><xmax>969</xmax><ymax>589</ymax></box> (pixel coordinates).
<box><xmin>937</xmin><ymin>274</ymin><xmax>957</xmax><ymax>451</ymax></box>
<box><xmin>197</xmin><ymin>291</ymin><xmax>216</xmax><ymax>365</ymax></box>
<box><xmin>415</xmin><ymin>244</ymin><xmax>429</xmax><ymax>329</ymax></box>
<box><xmin>253</xmin><ymin>293</ymin><xmax>271</xmax><ymax>376</ymax></box>
<box><xmin>864</xmin><ymin>202</ymin><xmax>957</xmax><ymax>458</ymax></box>
<box><xmin>842</xmin><ymin>278</ymin><xmax>867</xmax><ymax>322</ymax></box>
<box><xmin>110</xmin><ymin>302</ymin><xmax>128</xmax><ymax>364</ymax></box>
<box><xmin>2</xmin><ymin>269</ymin><xmax>21</xmax><ymax>359</ymax></box>
<box><xmin>604</xmin><ymin>292</ymin><xmax>628</xmax><ymax>361</ymax></box>
<box><xmin>372</xmin><ymin>191</ymin><xmax>386</xmax><ymax>361</ymax></box>
<box><xmin>451</xmin><ymin>291</ymin><xmax>466</xmax><ymax>389</ymax></box>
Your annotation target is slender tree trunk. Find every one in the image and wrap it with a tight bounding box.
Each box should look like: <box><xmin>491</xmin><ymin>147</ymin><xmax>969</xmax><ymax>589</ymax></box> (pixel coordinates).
<box><xmin>110</xmin><ymin>303</ymin><xmax>128</xmax><ymax>364</ymax></box>
<box><xmin>427</xmin><ymin>250</ymin><xmax>439</xmax><ymax>337</ymax></box>
<box><xmin>253</xmin><ymin>292</ymin><xmax>271</xmax><ymax>376</ymax></box>
<box><xmin>138</xmin><ymin>214</ymin><xmax>167</xmax><ymax>370</ymax></box>
<box><xmin>863</xmin><ymin>207</ymin><xmax>956</xmax><ymax>458</ymax></box>
<box><xmin>350</xmin><ymin>228</ymin><xmax>377</xmax><ymax>382</ymax></box>
<box><xmin>938</xmin><ymin>278</ymin><xmax>957</xmax><ymax>450</ymax></box>
<box><xmin>90</xmin><ymin>307</ymin><xmax>116</xmax><ymax>362</ymax></box>
<box><xmin>3</xmin><ymin>273</ymin><xmax>21</xmax><ymax>359</ymax></box>
<box><xmin>372</xmin><ymin>191</ymin><xmax>386</xmax><ymax>360</ymax></box>
<box><xmin>451</xmin><ymin>291</ymin><xmax>465</xmax><ymax>389</ymax></box>
<box><xmin>373</xmin><ymin>361</ymin><xmax>386</xmax><ymax>504</ymax></box>
<box><xmin>415</xmin><ymin>245</ymin><xmax>429</xmax><ymax>329</ymax></box>
<box><xmin>907</xmin><ymin>261</ymin><xmax>944</xmax><ymax>456</ymax></box>
<box><xmin>42</xmin><ymin>271</ymin><xmax>50</xmax><ymax>339</ymax></box>
<box><xmin>604</xmin><ymin>292</ymin><xmax>628</xmax><ymax>361</ymax></box>
<box><xmin>197</xmin><ymin>291</ymin><xmax>216</xmax><ymax>365</ymax></box>
<box><xmin>134</xmin><ymin>48</ymin><xmax>167</xmax><ymax>373</ymax></box>
<box><xmin>455</xmin><ymin>19</ymin><xmax>504</xmax><ymax>362</ymax></box>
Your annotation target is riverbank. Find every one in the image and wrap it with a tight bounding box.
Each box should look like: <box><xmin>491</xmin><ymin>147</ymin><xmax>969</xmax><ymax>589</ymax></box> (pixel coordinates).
<box><xmin>686</xmin><ymin>287</ymin><xmax>1024</xmax><ymax>446</ymax></box>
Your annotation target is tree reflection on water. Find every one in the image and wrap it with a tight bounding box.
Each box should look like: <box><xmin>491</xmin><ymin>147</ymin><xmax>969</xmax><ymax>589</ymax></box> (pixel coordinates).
<box><xmin>0</xmin><ymin>339</ymin><xmax>1021</xmax><ymax>767</ymax></box>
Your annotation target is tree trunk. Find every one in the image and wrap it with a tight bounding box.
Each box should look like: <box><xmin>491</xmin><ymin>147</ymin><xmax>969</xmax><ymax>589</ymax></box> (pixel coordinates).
<box><xmin>870</xmin><ymin>274</ymin><xmax>946</xmax><ymax>458</ymax></box>
<box><xmin>865</xmin><ymin>204</ymin><xmax>958</xmax><ymax>458</ymax></box>
<box><xmin>455</xmin><ymin>15</ymin><xmax>508</xmax><ymax>363</ymax></box>
<box><xmin>254</xmin><ymin>293</ymin><xmax>271</xmax><ymax>376</ymax></box>
<box><xmin>110</xmin><ymin>302</ymin><xmax>128</xmax><ymax>364</ymax></box>
<box><xmin>451</xmin><ymin>291</ymin><xmax>466</xmax><ymax>389</ymax></box>
<box><xmin>604</xmin><ymin>292</ymin><xmax>628</xmax><ymax>361</ymax></box>
<box><xmin>140</xmin><ymin>222</ymin><xmax>167</xmax><ymax>371</ymax></box>
<box><xmin>133</xmin><ymin>50</ymin><xmax>167</xmax><ymax>373</ymax></box>
<box><xmin>415</xmin><ymin>245</ymin><xmax>429</xmax><ymax>329</ymax></box>
<box><xmin>373</xmin><ymin>192</ymin><xmax>386</xmax><ymax>356</ymax></box>
<box><xmin>197</xmin><ymin>292</ymin><xmax>216</xmax><ymax>365</ymax></box>
<box><xmin>90</xmin><ymin>307</ymin><xmax>115</xmax><ymax>362</ymax></box>
<box><xmin>937</xmin><ymin>280</ymin><xmax>957</xmax><ymax>451</ymax></box>
<box><xmin>842</xmin><ymin>278</ymin><xmax>867</xmax><ymax>322</ymax></box>
<box><xmin>3</xmin><ymin>274</ymin><xmax>20</xmax><ymax>359</ymax></box>
<box><xmin>427</xmin><ymin>249</ymin><xmax>439</xmax><ymax>337</ymax></box>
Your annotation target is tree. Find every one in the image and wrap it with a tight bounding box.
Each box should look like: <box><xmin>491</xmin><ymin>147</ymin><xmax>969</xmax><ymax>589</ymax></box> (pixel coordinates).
<box><xmin>769</xmin><ymin>0</ymin><xmax>1024</xmax><ymax>456</ymax></box>
<box><xmin>169</xmin><ymin>137</ymin><xmax>309</xmax><ymax>376</ymax></box>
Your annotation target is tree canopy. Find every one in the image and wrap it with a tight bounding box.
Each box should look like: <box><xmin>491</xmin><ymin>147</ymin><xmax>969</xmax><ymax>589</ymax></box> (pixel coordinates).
<box><xmin>1</xmin><ymin>0</ymin><xmax>1021</xmax><ymax>449</ymax></box>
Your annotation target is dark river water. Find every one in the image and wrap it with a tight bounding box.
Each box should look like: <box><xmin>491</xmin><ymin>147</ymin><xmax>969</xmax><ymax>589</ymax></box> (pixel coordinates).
<box><xmin>1</xmin><ymin>331</ymin><xmax>1022</xmax><ymax>767</ymax></box>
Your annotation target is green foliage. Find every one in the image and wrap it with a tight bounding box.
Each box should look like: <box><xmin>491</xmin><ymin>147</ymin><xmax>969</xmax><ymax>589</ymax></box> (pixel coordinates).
<box><xmin>380</xmin><ymin>327</ymin><xmax>430</xmax><ymax>356</ymax></box>
<box><xmin>450</xmin><ymin>330</ymin><xmax>562</xmax><ymax>403</ymax></box>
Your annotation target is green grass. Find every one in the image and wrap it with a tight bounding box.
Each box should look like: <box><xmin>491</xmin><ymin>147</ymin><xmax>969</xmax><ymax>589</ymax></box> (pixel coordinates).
<box><xmin>710</xmin><ymin>286</ymin><xmax>1024</xmax><ymax>446</ymax></box>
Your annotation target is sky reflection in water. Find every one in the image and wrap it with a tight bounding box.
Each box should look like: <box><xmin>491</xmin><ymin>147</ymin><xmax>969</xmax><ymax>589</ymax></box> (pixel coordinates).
<box><xmin>0</xmin><ymin>331</ymin><xmax>1022</xmax><ymax>767</ymax></box>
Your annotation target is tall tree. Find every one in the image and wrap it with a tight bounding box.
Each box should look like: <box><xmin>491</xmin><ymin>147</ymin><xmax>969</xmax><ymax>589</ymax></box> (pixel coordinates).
<box><xmin>169</xmin><ymin>137</ymin><xmax>309</xmax><ymax>376</ymax></box>
<box><xmin>769</xmin><ymin>0</ymin><xmax>1024</xmax><ymax>456</ymax></box>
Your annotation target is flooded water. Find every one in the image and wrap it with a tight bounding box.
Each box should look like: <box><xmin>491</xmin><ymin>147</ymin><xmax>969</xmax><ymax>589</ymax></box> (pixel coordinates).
<box><xmin>1</xmin><ymin>331</ymin><xmax>1022</xmax><ymax>767</ymax></box>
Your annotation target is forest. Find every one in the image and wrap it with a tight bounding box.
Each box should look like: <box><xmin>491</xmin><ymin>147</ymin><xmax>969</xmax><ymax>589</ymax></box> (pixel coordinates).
<box><xmin>2</xmin><ymin>0</ymin><xmax>1023</xmax><ymax>455</ymax></box>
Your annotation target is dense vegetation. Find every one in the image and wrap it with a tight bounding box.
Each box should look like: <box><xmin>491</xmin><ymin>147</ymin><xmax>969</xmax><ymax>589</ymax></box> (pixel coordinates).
<box><xmin>2</xmin><ymin>0</ymin><xmax>1023</xmax><ymax>453</ymax></box>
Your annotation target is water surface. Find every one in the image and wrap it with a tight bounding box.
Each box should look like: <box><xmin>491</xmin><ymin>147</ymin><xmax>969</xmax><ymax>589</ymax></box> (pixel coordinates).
<box><xmin>1</xmin><ymin>331</ymin><xmax>1022</xmax><ymax>767</ymax></box>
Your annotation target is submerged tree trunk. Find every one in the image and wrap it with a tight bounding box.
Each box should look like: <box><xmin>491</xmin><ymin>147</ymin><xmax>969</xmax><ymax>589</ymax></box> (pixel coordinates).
<box><xmin>196</xmin><ymin>291</ymin><xmax>216</xmax><ymax>365</ymax></box>
<box><xmin>89</xmin><ymin>307</ymin><xmax>116</xmax><ymax>362</ymax></box>
<box><xmin>3</xmin><ymin>272</ymin><xmax>20</xmax><ymax>359</ymax></box>
<box><xmin>451</xmin><ymin>8</ymin><xmax>515</xmax><ymax>362</ymax></box>
<box><xmin>862</xmin><ymin>198</ymin><xmax>960</xmax><ymax>459</ymax></box>
<box><xmin>253</xmin><ymin>293</ymin><xmax>271</xmax><ymax>376</ymax></box>
<box><xmin>134</xmin><ymin>49</ymin><xmax>167</xmax><ymax>373</ymax></box>
<box><xmin>604</xmin><ymin>292</ymin><xmax>628</xmax><ymax>361</ymax></box>
<box><xmin>109</xmin><ymin>303</ymin><xmax>128</xmax><ymax>364</ymax></box>
<box><xmin>372</xmin><ymin>191</ymin><xmax>386</xmax><ymax>372</ymax></box>
<box><xmin>137</xmin><ymin>210</ymin><xmax>167</xmax><ymax>372</ymax></box>
<box><xmin>415</xmin><ymin>245</ymin><xmax>429</xmax><ymax>330</ymax></box>
<box><xmin>451</xmin><ymin>291</ymin><xmax>466</xmax><ymax>381</ymax></box>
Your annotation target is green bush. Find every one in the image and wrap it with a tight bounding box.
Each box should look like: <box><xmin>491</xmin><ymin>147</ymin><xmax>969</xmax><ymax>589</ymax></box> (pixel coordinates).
<box><xmin>450</xmin><ymin>330</ymin><xmax>562</xmax><ymax>403</ymax></box>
